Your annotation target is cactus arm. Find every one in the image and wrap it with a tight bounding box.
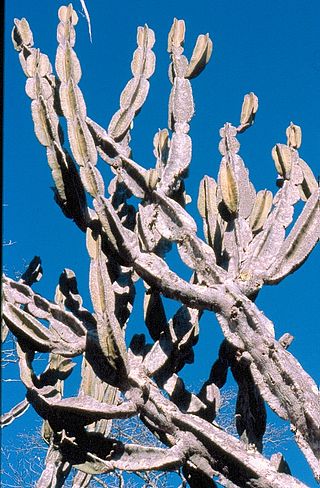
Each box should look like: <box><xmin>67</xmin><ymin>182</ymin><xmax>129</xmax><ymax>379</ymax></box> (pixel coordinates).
<box><xmin>98</xmin><ymin>26</ymin><xmax>156</xmax><ymax>234</ymax></box>
<box><xmin>297</xmin><ymin>157</ymin><xmax>318</xmax><ymax>201</ymax></box>
<box><xmin>0</xmin><ymin>398</ymin><xmax>30</xmax><ymax>428</ymax></box>
<box><xmin>55</xmin><ymin>6</ymin><xmax>97</xmax><ymax>170</ymax></box>
<box><xmin>223</xmin><ymin>217</ymin><xmax>253</xmax><ymax>279</ymax></box>
<box><xmin>2</xmin><ymin>277</ymin><xmax>86</xmax><ymax>356</ymax></box>
<box><xmin>136</xmin><ymin>129</ymin><xmax>172</xmax><ymax>256</ymax></box>
<box><xmin>241</xmin><ymin>150</ymin><xmax>303</xmax><ymax>280</ymax></box>
<box><xmin>79</xmin><ymin>357</ymin><xmax>119</xmax><ymax>437</ymax></box>
<box><xmin>237</xmin><ymin>92</ymin><xmax>258</xmax><ymax>133</ymax></box>
<box><xmin>54</xmin><ymin>268</ymin><xmax>96</xmax><ymax>329</ymax></box>
<box><xmin>55</xmin><ymin>272</ymin><xmax>120</xmax><ymax>435</ymax></box>
<box><xmin>198</xmin><ymin>175</ymin><xmax>220</xmax><ymax>253</ymax></box>
<box><xmin>3</xmin><ymin>275</ymin><xmax>88</xmax><ymax>340</ymax></box>
<box><xmin>159</xmin><ymin>127</ymin><xmax>192</xmax><ymax>196</ymax></box>
<box><xmin>55</xmin><ymin>5</ymin><xmax>107</xmax><ymax>208</ymax></box>
<box><xmin>12</xmin><ymin>17</ymin><xmax>89</xmax><ymax>230</ymax></box>
<box><xmin>169</xmin><ymin>408</ymin><xmax>308</xmax><ymax>488</ymax></box>
<box><xmin>3</xmin><ymin>302</ymin><xmax>69</xmax><ymax>354</ymax></box>
<box><xmin>87</xmin><ymin>230</ymin><xmax>129</xmax><ymax>387</ymax></box>
<box><xmin>158</xmin><ymin>20</ymin><xmax>193</xmax><ymax>196</ymax></box>
<box><xmin>129</xmin><ymin>250</ymin><xmax>227</xmax><ymax>310</ymax></box>
<box><xmin>249</xmin><ymin>190</ymin><xmax>273</xmax><ymax>233</ymax></box>
<box><xmin>153</xmin><ymin>128</ymin><xmax>170</xmax><ymax>179</ymax></box>
<box><xmin>215</xmin><ymin>124</ymin><xmax>255</xmax><ymax>277</ymax></box>
<box><xmin>27</xmin><ymin>390</ymin><xmax>136</xmax><ymax>426</ymax></box>
<box><xmin>35</xmin><ymin>444</ymin><xmax>71</xmax><ymax>488</ymax></box>
<box><xmin>218</xmin><ymin>124</ymin><xmax>256</xmax><ymax>220</ymax></box>
<box><xmin>143</xmin><ymin>307</ymin><xmax>199</xmax><ymax>376</ymax></box>
<box><xmin>185</xmin><ymin>33</ymin><xmax>213</xmax><ymax>79</ymax></box>
<box><xmin>264</xmin><ymin>187</ymin><xmax>320</xmax><ymax>283</ymax></box>
<box><xmin>215</xmin><ymin>287</ymin><xmax>320</xmax><ymax>474</ymax></box>
<box><xmin>160</xmin><ymin>373</ymin><xmax>208</xmax><ymax>415</ymax></box>
<box><xmin>108</xmin><ymin>26</ymin><xmax>155</xmax><ymax>143</ymax></box>
<box><xmin>70</xmin><ymin>439</ymin><xmax>186</xmax><ymax>475</ymax></box>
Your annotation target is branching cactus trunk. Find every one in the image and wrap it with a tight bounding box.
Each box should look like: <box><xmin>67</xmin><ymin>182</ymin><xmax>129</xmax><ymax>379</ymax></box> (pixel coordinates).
<box><xmin>2</xmin><ymin>4</ymin><xmax>319</xmax><ymax>487</ymax></box>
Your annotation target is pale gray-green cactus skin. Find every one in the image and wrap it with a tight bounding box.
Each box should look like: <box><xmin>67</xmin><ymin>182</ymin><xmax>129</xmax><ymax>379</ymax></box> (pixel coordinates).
<box><xmin>3</xmin><ymin>4</ymin><xmax>319</xmax><ymax>487</ymax></box>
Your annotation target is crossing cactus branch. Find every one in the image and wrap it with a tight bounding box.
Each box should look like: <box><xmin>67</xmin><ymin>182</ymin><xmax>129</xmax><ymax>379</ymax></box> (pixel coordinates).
<box><xmin>3</xmin><ymin>3</ymin><xmax>319</xmax><ymax>487</ymax></box>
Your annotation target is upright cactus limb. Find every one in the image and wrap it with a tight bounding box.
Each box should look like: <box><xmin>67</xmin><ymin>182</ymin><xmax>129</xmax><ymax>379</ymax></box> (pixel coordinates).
<box><xmin>216</xmin><ymin>124</ymin><xmax>255</xmax><ymax>279</ymax></box>
<box><xmin>105</xmin><ymin>24</ymin><xmax>156</xmax><ymax>248</ymax></box>
<box><xmin>107</xmin><ymin>25</ymin><xmax>156</xmax><ymax>144</ymax></box>
<box><xmin>237</xmin><ymin>92</ymin><xmax>258</xmax><ymax>133</ymax></box>
<box><xmin>158</xmin><ymin>19</ymin><xmax>202</xmax><ymax>196</ymax></box>
<box><xmin>241</xmin><ymin>142</ymin><xmax>317</xmax><ymax>289</ymax></box>
<box><xmin>86</xmin><ymin>227</ymin><xmax>130</xmax><ymax>387</ymax></box>
<box><xmin>12</xmin><ymin>17</ymin><xmax>89</xmax><ymax>230</ymax></box>
<box><xmin>136</xmin><ymin>130</ymin><xmax>172</xmax><ymax>256</ymax></box>
<box><xmin>54</xmin><ymin>268</ymin><xmax>121</xmax><ymax>482</ymax></box>
<box><xmin>55</xmin><ymin>5</ymin><xmax>102</xmax><ymax>204</ymax></box>
<box><xmin>297</xmin><ymin>157</ymin><xmax>318</xmax><ymax>201</ymax></box>
<box><xmin>197</xmin><ymin>176</ymin><xmax>220</xmax><ymax>255</ymax></box>
<box><xmin>35</xmin><ymin>444</ymin><xmax>71</xmax><ymax>488</ymax></box>
<box><xmin>79</xmin><ymin>358</ymin><xmax>119</xmax><ymax>435</ymax></box>
<box><xmin>264</xmin><ymin>186</ymin><xmax>319</xmax><ymax>284</ymax></box>
<box><xmin>71</xmin><ymin>471</ymin><xmax>92</xmax><ymax>488</ymax></box>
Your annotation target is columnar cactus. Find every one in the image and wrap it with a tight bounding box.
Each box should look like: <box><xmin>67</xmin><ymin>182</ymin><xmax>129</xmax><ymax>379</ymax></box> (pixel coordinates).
<box><xmin>2</xmin><ymin>4</ymin><xmax>319</xmax><ymax>487</ymax></box>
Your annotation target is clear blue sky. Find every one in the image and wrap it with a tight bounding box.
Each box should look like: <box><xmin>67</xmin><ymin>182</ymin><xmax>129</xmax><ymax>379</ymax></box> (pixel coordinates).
<box><xmin>3</xmin><ymin>1</ymin><xmax>319</xmax><ymax>486</ymax></box>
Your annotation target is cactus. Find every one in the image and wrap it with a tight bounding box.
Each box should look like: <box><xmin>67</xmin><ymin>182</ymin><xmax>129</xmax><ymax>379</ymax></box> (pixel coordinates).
<box><xmin>2</xmin><ymin>5</ymin><xmax>320</xmax><ymax>487</ymax></box>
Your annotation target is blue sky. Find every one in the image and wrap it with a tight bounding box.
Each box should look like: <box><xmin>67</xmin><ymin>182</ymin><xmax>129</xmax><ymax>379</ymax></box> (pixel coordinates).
<box><xmin>3</xmin><ymin>0</ymin><xmax>320</xmax><ymax>486</ymax></box>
